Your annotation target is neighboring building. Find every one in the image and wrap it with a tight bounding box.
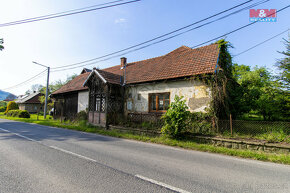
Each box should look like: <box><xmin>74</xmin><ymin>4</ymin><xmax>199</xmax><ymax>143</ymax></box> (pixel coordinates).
<box><xmin>52</xmin><ymin>44</ymin><xmax>221</xmax><ymax>125</ymax></box>
<box><xmin>51</xmin><ymin>70</ymin><xmax>90</xmax><ymax>119</ymax></box>
<box><xmin>15</xmin><ymin>92</ymin><xmax>44</xmax><ymax>113</ymax></box>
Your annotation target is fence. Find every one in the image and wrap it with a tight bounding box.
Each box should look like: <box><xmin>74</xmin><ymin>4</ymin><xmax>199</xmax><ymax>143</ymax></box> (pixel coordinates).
<box><xmin>218</xmin><ymin>119</ymin><xmax>290</xmax><ymax>136</ymax></box>
<box><xmin>123</xmin><ymin>113</ymin><xmax>290</xmax><ymax>137</ymax></box>
<box><xmin>127</xmin><ymin>112</ymin><xmax>163</xmax><ymax>123</ymax></box>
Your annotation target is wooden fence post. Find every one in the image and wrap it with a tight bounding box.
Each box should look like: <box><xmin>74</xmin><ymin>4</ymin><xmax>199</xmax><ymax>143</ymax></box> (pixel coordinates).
<box><xmin>230</xmin><ymin>114</ymin><xmax>233</xmax><ymax>136</ymax></box>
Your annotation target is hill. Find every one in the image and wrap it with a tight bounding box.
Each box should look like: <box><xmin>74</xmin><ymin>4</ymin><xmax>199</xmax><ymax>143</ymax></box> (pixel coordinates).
<box><xmin>0</xmin><ymin>90</ymin><xmax>16</xmax><ymax>101</ymax></box>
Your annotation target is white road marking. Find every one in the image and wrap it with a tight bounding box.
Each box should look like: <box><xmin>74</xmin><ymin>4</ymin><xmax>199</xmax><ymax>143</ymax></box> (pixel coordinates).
<box><xmin>0</xmin><ymin>128</ymin><xmax>98</xmax><ymax>163</ymax></box>
<box><xmin>135</xmin><ymin>174</ymin><xmax>191</xmax><ymax>193</ymax></box>
<box><xmin>0</xmin><ymin>128</ymin><xmax>38</xmax><ymax>142</ymax></box>
<box><xmin>0</xmin><ymin>127</ymin><xmax>193</xmax><ymax>192</ymax></box>
<box><xmin>49</xmin><ymin>145</ymin><xmax>98</xmax><ymax>163</ymax></box>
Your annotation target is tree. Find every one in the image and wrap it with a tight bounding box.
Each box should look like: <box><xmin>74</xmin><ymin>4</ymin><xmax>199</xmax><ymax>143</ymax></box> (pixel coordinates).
<box><xmin>38</xmin><ymin>73</ymin><xmax>78</xmax><ymax>113</ymax></box>
<box><xmin>25</xmin><ymin>84</ymin><xmax>44</xmax><ymax>95</ymax></box>
<box><xmin>0</xmin><ymin>38</ymin><xmax>3</xmax><ymax>51</ymax></box>
<box><xmin>233</xmin><ymin>64</ymin><xmax>289</xmax><ymax>120</ymax></box>
<box><xmin>31</xmin><ymin>84</ymin><xmax>43</xmax><ymax>92</ymax></box>
<box><xmin>276</xmin><ymin>35</ymin><xmax>290</xmax><ymax>88</ymax></box>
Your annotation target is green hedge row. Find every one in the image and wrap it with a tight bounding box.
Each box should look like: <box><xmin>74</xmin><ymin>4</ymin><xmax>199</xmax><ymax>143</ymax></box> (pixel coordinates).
<box><xmin>6</xmin><ymin>110</ymin><xmax>30</xmax><ymax>118</ymax></box>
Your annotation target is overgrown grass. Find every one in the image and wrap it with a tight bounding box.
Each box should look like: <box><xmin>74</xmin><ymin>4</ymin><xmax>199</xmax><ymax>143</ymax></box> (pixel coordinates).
<box><xmin>0</xmin><ymin>113</ymin><xmax>289</xmax><ymax>165</ymax></box>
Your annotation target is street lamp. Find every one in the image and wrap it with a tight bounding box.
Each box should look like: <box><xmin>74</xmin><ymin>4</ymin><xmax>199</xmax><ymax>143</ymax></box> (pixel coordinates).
<box><xmin>33</xmin><ymin>61</ymin><xmax>50</xmax><ymax>119</ymax></box>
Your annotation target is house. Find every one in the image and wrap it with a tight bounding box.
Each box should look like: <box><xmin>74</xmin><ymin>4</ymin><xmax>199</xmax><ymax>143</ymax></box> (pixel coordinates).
<box><xmin>51</xmin><ymin>44</ymin><xmax>221</xmax><ymax>125</ymax></box>
<box><xmin>82</xmin><ymin>43</ymin><xmax>220</xmax><ymax>126</ymax></box>
<box><xmin>15</xmin><ymin>91</ymin><xmax>44</xmax><ymax>113</ymax></box>
<box><xmin>50</xmin><ymin>70</ymin><xmax>90</xmax><ymax>119</ymax></box>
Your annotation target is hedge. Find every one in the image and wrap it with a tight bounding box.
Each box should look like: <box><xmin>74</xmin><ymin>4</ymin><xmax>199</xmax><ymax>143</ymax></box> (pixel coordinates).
<box><xmin>6</xmin><ymin>110</ymin><xmax>30</xmax><ymax>118</ymax></box>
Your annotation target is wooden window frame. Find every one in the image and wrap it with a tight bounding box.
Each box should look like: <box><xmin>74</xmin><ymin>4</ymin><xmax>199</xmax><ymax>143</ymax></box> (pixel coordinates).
<box><xmin>148</xmin><ymin>92</ymin><xmax>170</xmax><ymax>113</ymax></box>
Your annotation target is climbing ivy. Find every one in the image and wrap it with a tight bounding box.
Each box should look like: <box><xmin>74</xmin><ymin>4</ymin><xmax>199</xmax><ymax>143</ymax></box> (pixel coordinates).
<box><xmin>187</xmin><ymin>39</ymin><xmax>234</xmax><ymax>121</ymax></box>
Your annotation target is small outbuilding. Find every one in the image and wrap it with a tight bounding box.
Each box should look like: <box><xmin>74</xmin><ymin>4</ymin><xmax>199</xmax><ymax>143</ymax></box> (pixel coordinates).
<box><xmin>51</xmin><ymin>70</ymin><xmax>90</xmax><ymax>119</ymax></box>
<box><xmin>15</xmin><ymin>91</ymin><xmax>44</xmax><ymax>113</ymax></box>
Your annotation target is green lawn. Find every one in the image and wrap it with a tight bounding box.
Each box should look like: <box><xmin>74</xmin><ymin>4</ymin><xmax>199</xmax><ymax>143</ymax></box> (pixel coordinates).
<box><xmin>0</xmin><ymin>112</ymin><xmax>289</xmax><ymax>165</ymax></box>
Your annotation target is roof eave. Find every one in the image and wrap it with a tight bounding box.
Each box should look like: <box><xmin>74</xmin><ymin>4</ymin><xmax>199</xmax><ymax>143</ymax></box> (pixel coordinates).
<box><xmin>83</xmin><ymin>69</ymin><xmax>107</xmax><ymax>87</ymax></box>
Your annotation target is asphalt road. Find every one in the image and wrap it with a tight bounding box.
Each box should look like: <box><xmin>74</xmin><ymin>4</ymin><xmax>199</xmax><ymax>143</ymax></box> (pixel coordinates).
<box><xmin>0</xmin><ymin>119</ymin><xmax>289</xmax><ymax>193</ymax></box>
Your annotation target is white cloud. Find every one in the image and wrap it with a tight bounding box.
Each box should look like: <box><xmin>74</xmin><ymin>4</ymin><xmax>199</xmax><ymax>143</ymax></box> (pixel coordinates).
<box><xmin>114</xmin><ymin>18</ymin><xmax>127</xmax><ymax>24</ymax></box>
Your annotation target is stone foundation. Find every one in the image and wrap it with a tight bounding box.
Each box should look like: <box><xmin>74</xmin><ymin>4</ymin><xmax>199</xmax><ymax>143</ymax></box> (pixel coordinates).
<box><xmin>193</xmin><ymin>136</ymin><xmax>290</xmax><ymax>154</ymax></box>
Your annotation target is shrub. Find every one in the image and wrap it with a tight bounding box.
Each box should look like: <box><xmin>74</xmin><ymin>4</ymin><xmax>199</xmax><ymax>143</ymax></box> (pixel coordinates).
<box><xmin>161</xmin><ymin>96</ymin><xmax>190</xmax><ymax>138</ymax></box>
<box><xmin>5</xmin><ymin>101</ymin><xmax>18</xmax><ymax>114</ymax></box>
<box><xmin>0</xmin><ymin>106</ymin><xmax>6</xmax><ymax>112</ymax></box>
<box><xmin>0</xmin><ymin>101</ymin><xmax>7</xmax><ymax>108</ymax></box>
<box><xmin>19</xmin><ymin>110</ymin><xmax>30</xmax><ymax>118</ymax></box>
<box><xmin>6</xmin><ymin>110</ymin><xmax>30</xmax><ymax>118</ymax></box>
<box><xmin>187</xmin><ymin>112</ymin><xmax>213</xmax><ymax>135</ymax></box>
<box><xmin>76</xmin><ymin>110</ymin><xmax>88</xmax><ymax>121</ymax></box>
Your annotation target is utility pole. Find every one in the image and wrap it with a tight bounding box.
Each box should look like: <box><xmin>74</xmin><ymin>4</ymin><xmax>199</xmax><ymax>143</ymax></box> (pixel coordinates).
<box><xmin>33</xmin><ymin>61</ymin><xmax>50</xmax><ymax>119</ymax></box>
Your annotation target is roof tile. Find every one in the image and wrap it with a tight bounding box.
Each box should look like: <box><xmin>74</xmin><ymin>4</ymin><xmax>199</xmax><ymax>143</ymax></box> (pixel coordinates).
<box><xmin>52</xmin><ymin>44</ymin><xmax>219</xmax><ymax>95</ymax></box>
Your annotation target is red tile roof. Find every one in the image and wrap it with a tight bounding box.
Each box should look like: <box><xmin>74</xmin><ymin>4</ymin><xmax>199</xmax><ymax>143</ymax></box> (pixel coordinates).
<box><xmin>103</xmin><ymin>44</ymin><xmax>219</xmax><ymax>84</ymax></box>
<box><xmin>97</xmin><ymin>69</ymin><xmax>123</xmax><ymax>85</ymax></box>
<box><xmin>51</xmin><ymin>72</ymin><xmax>90</xmax><ymax>95</ymax></box>
<box><xmin>52</xmin><ymin>44</ymin><xmax>219</xmax><ymax>95</ymax></box>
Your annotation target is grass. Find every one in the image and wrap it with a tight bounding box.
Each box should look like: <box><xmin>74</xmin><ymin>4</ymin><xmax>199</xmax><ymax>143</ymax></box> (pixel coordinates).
<box><xmin>0</xmin><ymin>112</ymin><xmax>290</xmax><ymax>165</ymax></box>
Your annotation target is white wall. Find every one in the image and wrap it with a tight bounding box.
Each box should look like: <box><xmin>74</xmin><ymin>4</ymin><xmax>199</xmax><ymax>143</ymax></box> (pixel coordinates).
<box><xmin>125</xmin><ymin>79</ymin><xmax>211</xmax><ymax>113</ymax></box>
<box><xmin>78</xmin><ymin>91</ymin><xmax>89</xmax><ymax>112</ymax></box>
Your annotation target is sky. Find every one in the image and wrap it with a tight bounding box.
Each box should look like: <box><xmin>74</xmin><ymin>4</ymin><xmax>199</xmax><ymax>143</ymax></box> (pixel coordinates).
<box><xmin>0</xmin><ymin>0</ymin><xmax>289</xmax><ymax>95</ymax></box>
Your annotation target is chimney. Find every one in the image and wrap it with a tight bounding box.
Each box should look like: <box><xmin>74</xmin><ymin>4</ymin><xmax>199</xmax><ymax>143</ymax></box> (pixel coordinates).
<box><xmin>120</xmin><ymin>57</ymin><xmax>127</xmax><ymax>86</ymax></box>
<box><xmin>120</xmin><ymin>57</ymin><xmax>127</xmax><ymax>68</ymax></box>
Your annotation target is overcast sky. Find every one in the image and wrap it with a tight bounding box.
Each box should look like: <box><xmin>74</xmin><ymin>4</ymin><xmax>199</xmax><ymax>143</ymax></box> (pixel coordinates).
<box><xmin>0</xmin><ymin>0</ymin><xmax>289</xmax><ymax>95</ymax></box>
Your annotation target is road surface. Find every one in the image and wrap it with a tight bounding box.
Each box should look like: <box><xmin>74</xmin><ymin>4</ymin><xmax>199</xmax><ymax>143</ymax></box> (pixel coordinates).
<box><xmin>0</xmin><ymin>118</ymin><xmax>289</xmax><ymax>193</ymax></box>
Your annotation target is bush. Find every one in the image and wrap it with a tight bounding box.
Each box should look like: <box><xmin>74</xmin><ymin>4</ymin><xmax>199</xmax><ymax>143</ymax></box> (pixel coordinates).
<box><xmin>161</xmin><ymin>96</ymin><xmax>190</xmax><ymax>138</ymax></box>
<box><xmin>186</xmin><ymin>112</ymin><xmax>213</xmax><ymax>135</ymax></box>
<box><xmin>6</xmin><ymin>110</ymin><xmax>30</xmax><ymax>118</ymax></box>
<box><xmin>0</xmin><ymin>101</ymin><xmax>7</xmax><ymax>108</ymax></box>
<box><xmin>76</xmin><ymin>110</ymin><xmax>88</xmax><ymax>121</ymax></box>
<box><xmin>5</xmin><ymin>101</ymin><xmax>19</xmax><ymax>114</ymax></box>
<box><xmin>19</xmin><ymin>110</ymin><xmax>30</xmax><ymax>118</ymax></box>
<box><xmin>0</xmin><ymin>106</ymin><xmax>6</xmax><ymax>112</ymax></box>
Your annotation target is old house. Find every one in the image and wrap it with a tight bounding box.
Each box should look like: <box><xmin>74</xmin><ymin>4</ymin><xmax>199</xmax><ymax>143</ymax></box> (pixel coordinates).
<box><xmin>83</xmin><ymin>43</ymin><xmax>220</xmax><ymax>126</ymax></box>
<box><xmin>15</xmin><ymin>91</ymin><xmax>44</xmax><ymax>113</ymax></box>
<box><xmin>51</xmin><ymin>69</ymin><xmax>91</xmax><ymax>119</ymax></box>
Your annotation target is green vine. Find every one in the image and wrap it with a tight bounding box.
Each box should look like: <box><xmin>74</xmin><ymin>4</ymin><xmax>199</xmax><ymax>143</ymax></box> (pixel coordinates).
<box><xmin>187</xmin><ymin>39</ymin><xmax>234</xmax><ymax>121</ymax></box>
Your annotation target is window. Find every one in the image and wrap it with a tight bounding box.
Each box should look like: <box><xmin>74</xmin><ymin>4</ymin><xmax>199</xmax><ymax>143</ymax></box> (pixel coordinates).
<box><xmin>137</xmin><ymin>93</ymin><xmax>141</xmax><ymax>100</ymax></box>
<box><xmin>149</xmin><ymin>93</ymin><xmax>170</xmax><ymax>112</ymax></box>
<box><xmin>95</xmin><ymin>94</ymin><xmax>106</xmax><ymax>112</ymax></box>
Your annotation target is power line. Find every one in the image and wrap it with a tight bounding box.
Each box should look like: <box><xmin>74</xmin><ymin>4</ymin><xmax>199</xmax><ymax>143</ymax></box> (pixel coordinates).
<box><xmin>233</xmin><ymin>29</ymin><xmax>289</xmax><ymax>57</ymax></box>
<box><xmin>52</xmin><ymin>0</ymin><xmax>271</xmax><ymax>72</ymax></box>
<box><xmin>53</xmin><ymin>5</ymin><xmax>290</xmax><ymax>72</ymax></box>
<box><xmin>0</xmin><ymin>0</ymin><xmax>141</xmax><ymax>28</ymax></box>
<box><xmin>51</xmin><ymin>0</ymin><xmax>258</xmax><ymax>70</ymax></box>
<box><xmin>0</xmin><ymin>0</ymin><xmax>129</xmax><ymax>27</ymax></box>
<box><xmin>191</xmin><ymin>4</ymin><xmax>290</xmax><ymax>49</ymax></box>
<box><xmin>1</xmin><ymin>70</ymin><xmax>47</xmax><ymax>91</ymax></box>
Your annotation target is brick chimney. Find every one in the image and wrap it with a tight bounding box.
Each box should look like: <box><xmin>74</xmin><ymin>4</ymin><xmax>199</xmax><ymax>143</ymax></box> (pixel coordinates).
<box><xmin>120</xmin><ymin>57</ymin><xmax>127</xmax><ymax>68</ymax></box>
<box><xmin>120</xmin><ymin>57</ymin><xmax>127</xmax><ymax>85</ymax></box>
